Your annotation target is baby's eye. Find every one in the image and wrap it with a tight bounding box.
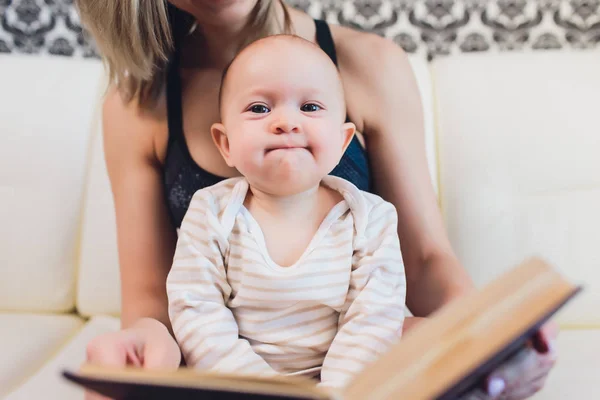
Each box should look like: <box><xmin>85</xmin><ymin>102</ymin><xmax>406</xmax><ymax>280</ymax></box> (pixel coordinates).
<box><xmin>249</xmin><ymin>104</ymin><xmax>270</xmax><ymax>114</ymax></box>
<box><xmin>301</xmin><ymin>103</ymin><xmax>321</xmax><ymax>112</ymax></box>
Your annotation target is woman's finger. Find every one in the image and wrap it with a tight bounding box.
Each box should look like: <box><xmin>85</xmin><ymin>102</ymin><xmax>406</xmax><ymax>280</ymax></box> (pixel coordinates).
<box><xmin>490</xmin><ymin>348</ymin><xmax>537</xmax><ymax>387</ymax></box>
<box><xmin>485</xmin><ymin>376</ymin><xmax>507</xmax><ymax>398</ymax></box>
<box><xmin>540</xmin><ymin>320</ymin><xmax>560</xmax><ymax>341</ymax></box>
<box><xmin>503</xmin><ymin>374</ymin><xmax>549</xmax><ymax>400</ymax></box>
<box><xmin>532</xmin><ymin>321</ymin><xmax>559</xmax><ymax>354</ymax></box>
<box><xmin>487</xmin><ymin>348</ymin><xmax>556</xmax><ymax>397</ymax></box>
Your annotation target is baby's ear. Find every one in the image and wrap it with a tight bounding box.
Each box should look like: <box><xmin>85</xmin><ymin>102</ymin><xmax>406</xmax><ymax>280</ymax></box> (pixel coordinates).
<box><xmin>211</xmin><ymin>123</ymin><xmax>235</xmax><ymax>167</ymax></box>
<box><xmin>340</xmin><ymin>122</ymin><xmax>356</xmax><ymax>154</ymax></box>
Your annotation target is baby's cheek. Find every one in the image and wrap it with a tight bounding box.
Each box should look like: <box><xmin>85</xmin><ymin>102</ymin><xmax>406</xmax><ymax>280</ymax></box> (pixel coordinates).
<box><xmin>237</xmin><ymin>146</ymin><xmax>264</xmax><ymax>174</ymax></box>
<box><xmin>234</xmin><ymin>137</ymin><xmax>259</xmax><ymax>158</ymax></box>
<box><xmin>313</xmin><ymin>136</ymin><xmax>345</xmax><ymax>162</ymax></box>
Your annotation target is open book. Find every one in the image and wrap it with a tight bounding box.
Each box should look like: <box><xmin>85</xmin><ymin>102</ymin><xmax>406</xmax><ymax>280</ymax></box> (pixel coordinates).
<box><xmin>63</xmin><ymin>258</ymin><xmax>581</xmax><ymax>400</ymax></box>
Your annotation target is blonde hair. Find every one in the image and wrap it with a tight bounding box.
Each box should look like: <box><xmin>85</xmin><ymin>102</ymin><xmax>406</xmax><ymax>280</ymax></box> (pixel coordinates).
<box><xmin>75</xmin><ymin>0</ymin><xmax>293</xmax><ymax>107</ymax></box>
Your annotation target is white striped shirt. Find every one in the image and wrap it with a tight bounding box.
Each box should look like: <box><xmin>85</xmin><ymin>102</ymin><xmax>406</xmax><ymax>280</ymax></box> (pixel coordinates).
<box><xmin>167</xmin><ymin>176</ymin><xmax>406</xmax><ymax>388</ymax></box>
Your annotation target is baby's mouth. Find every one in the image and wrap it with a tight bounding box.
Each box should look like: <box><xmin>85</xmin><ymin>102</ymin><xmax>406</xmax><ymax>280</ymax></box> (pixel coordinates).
<box><xmin>265</xmin><ymin>145</ymin><xmax>309</xmax><ymax>154</ymax></box>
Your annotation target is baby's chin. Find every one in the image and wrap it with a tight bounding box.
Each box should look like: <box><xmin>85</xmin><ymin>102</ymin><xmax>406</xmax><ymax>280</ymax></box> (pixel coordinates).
<box><xmin>240</xmin><ymin>151</ymin><xmax>337</xmax><ymax>195</ymax></box>
<box><xmin>246</xmin><ymin>168</ymin><xmax>325</xmax><ymax>197</ymax></box>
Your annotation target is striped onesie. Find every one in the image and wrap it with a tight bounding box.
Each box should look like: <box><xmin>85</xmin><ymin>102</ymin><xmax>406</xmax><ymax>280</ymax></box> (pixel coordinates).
<box><xmin>167</xmin><ymin>176</ymin><xmax>406</xmax><ymax>389</ymax></box>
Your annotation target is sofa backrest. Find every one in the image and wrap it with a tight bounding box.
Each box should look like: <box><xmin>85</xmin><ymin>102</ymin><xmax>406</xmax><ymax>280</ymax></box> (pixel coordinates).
<box><xmin>432</xmin><ymin>50</ymin><xmax>600</xmax><ymax>327</ymax></box>
<box><xmin>0</xmin><ymin>55</ymin><xmax>105</xmax><ymax>313</ymax></box>
<box><xmin>4</xmin><ymin>50</ymin><xmax>597</xmax><ymax>328</ymax></box>
<box><xmin>74</xmin><ymin>56</ymin><xmax>438</xmax><ymax>317</ymax></box>
<box><xmin>76</xmin><ymin>113</ymin><xmax>121</xmax><ymax>317</ymax></box>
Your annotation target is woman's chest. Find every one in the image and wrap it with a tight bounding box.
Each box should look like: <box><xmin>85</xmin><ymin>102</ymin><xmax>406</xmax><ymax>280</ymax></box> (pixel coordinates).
<box><xmin>179</xmin><ymin>69</ymin><xmax>240</xmax><ymax>178</ymax></box>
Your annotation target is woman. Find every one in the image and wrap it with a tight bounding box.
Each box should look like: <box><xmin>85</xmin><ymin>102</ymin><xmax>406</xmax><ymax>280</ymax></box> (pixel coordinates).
<box><xmin>77</xmin><ymin>0</ymin><xmax>557</xmax><ymax>399</ymax></box>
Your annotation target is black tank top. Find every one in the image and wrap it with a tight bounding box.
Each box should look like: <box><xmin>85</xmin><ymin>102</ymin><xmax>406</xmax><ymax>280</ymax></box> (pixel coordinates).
<box><xmin>164</xmin><ymin>19</ymin><xmax>371</xmax><ymax>228</ymax></box>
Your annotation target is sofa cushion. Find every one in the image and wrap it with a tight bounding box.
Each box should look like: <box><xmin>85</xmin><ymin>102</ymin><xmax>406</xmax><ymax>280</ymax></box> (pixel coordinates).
<box><xmin>0</xmin><ymin>55</ymin><xmax>105</xmax><ymax>312</ymax></box>
<box><xmin>0</xmin><ymin>313</ymin><xmax>84</xmax><ymax>397</ymax></box>
<box><xmin>432</xmin><ymin>51</ymin><xmax>600</xmax><ymax>326</ymax></box>
<box><xmin>4</xmin><ymin>315</ymin><xmax>120</xmax><ymax>400</ymax></box>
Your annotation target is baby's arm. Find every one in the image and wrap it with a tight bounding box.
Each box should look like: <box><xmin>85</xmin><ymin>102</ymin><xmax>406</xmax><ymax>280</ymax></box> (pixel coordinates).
<box><xmin>167</xmin><ymin>193</ymin><xmax>277</xmax><ymax>376</ymax></box>
<box><xmin>320</xmin><ymin>201</ymin><xmax>406</xmax><ymax>389</ymax></box>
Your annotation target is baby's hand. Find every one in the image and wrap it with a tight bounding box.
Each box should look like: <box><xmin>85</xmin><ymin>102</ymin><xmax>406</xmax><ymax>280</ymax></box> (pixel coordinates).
<box><xmin>137</xmin><ymin>318</ymin><xmax>183</xmax><ymax>368</ymax></box>
<box><xmin>85</xmin><ymin>318</ymin><xmax>181</xmax><ymax>399</ymax></box>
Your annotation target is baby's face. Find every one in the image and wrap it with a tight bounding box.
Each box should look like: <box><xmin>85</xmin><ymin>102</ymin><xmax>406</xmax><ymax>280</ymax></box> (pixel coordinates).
<box><xmin>212</xmin><ymin>37</ymin><xmax>355</xmax><ymax>196</ymax></box>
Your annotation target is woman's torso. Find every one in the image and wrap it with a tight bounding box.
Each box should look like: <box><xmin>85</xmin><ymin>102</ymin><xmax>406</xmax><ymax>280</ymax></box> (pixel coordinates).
<box><xmin>161</xmin><ymin>11</ymin><xmax>372</xmax><ymax>227</ymax></box>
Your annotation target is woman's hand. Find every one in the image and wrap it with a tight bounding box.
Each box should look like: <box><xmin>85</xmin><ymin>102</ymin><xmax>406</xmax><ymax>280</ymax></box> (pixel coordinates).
<box><xmin>460</xmin><ymin>321</ymin><xmax>558</xmax><ymax>400</ymax></box>
<box><xmin>84</xmin><ymin>318</ymin><xmax>181</xmax><ymax>400</ymax></box>
<box><xmin>486</xmin><ymin>321</ymin><xmax>558</xmax><ymax>399</ymax></box>
<box><xmin>402</xmin><ymin>316</ymin><xmax>558</xmax><ymax>400</ymax></box>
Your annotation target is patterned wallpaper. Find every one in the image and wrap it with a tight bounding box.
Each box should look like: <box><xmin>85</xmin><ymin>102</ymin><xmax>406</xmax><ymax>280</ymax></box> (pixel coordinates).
<box><xmin>0</xmin><ymin>0</ymin><xmax>598</xmax><ymax>60</ymax></box>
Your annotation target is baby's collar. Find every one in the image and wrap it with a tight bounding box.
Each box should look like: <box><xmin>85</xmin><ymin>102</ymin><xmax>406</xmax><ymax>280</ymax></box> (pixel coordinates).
<box><xmin>320</xmin><ymin>176</ymin><xmax>368</xmax><ymax>236</ymax></box>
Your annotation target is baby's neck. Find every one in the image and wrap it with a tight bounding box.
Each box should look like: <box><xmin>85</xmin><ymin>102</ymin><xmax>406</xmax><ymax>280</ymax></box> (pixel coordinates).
<box><xmin>245</xmin><ymin>185</ymin><xmax>323</xmax><ymax>221</ymax></box>
<box><xmin>244</xmin><ymin>181</ymin><xmax>343</xmax><ymax>268</ymax></box>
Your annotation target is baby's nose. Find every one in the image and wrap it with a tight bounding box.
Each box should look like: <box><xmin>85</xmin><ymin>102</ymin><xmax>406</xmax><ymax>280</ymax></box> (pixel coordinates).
<box><xmin>271</xmin><ymin>112</ymin><xmax>300</xmax><ymax>134</ymax></box>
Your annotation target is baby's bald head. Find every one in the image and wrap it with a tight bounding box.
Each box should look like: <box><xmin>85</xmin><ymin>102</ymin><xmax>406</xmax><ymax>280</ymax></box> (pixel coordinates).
<box><xmin>209</xmin><ymin>34</ymin><xmax>357</xmax><ymax>197</ymax></box>
<box><xmin>218</xmin><ymin>35</ymin><xmax>346</xmax><ymax>120</ymax></box>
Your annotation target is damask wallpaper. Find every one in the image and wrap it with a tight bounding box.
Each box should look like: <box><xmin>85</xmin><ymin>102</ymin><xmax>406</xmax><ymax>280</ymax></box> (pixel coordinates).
<box><xmin>0</xmin><ymin>0</ymin><xmax>598</xmax><ymax>60</ymax></box>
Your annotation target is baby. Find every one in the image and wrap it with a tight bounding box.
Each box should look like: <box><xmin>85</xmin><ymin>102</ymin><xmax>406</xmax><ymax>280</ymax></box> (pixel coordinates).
<box><xmin>166</xmin><ymin>34</ymin><xmax>406</xmax><ymax>390</ymax></box>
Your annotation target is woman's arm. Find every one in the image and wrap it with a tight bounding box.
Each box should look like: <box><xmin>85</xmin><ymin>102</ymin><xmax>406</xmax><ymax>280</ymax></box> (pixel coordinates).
<box><xmin>102</xmin><ymin>87</ymin><xmax>177</xmax><ymax>331</ymax></box>
<box><xmin>335</xmin><ymin>29</ymin><xmax>475</xmax><ymax>317</ymax></box>
<box><xmin>85</xmin><ymin>90</ymin><xmax>183</xmax><ymax>400</ymax></box>
<box><xmin>334</xmin><ymin>29</ymin><xmax>558</xmax><ymax>399</ymax></box>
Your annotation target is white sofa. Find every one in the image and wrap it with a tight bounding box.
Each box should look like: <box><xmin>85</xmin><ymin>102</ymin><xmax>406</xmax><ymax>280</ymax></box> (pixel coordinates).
<box><xmin>1</xmin><ymin>49</ymin><xmax>599</xmax><ymax>399</ymax></box>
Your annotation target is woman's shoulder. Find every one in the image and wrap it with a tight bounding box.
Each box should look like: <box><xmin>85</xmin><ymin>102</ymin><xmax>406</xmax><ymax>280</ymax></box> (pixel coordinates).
<box><xmin>329</xmin><ymin>24</ymin><xmax>422</xmax><ymax>136</ymax></box>
<box><xmin>102</xmin><ymin>85</ymin><xmax>170</xmax><ymax>166</ymax></box>
<box><xmin>329</xmin><ymin>24</ymin><xmax>411</xmax><ymax>76</ymax></box>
